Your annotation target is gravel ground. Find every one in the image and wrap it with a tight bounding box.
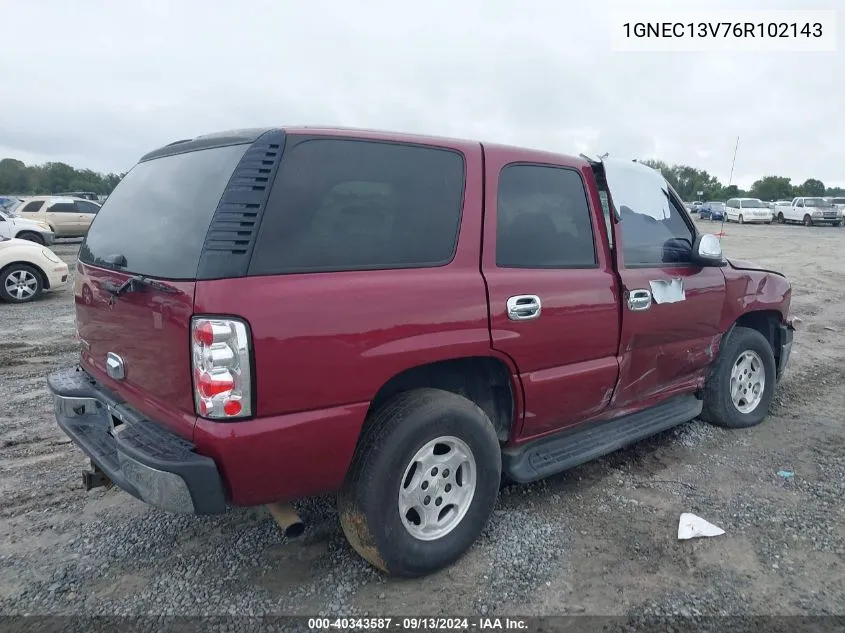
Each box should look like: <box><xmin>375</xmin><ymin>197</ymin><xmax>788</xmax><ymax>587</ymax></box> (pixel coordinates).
<box><xmin>1</xmin><ymin>221</ymin><xmax>844</xmax><ymax>623</ymax></box>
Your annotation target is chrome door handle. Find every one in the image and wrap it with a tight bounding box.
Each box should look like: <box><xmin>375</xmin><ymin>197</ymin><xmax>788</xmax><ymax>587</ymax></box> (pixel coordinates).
<box><xmin>627</xmin><ymin>289</ymin><xmax>652</xmax><ymax>311</ymax></box>
<box><xmin>507</xmin><ymin>295</ymin><xmax>542</xmax><ymax>321</ymax></box>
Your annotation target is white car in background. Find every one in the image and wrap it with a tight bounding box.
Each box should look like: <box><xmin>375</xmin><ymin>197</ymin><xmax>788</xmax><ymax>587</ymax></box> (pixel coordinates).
<box><xmin>824</xmin><ymin>196</ymin><xmax>845</xmax><ymax>212</ymax></box>
<box><xmin>0</xmin><ymin>209</ymin><xmax>56</xmax><ymax>244</ymax></box>
<box><xmin>0</xmin><ymin>237</ymin><xmax>69</xmax><ymax>303</ymax></box>
<box><xmin>772</xmin><ymin>200</ymin><xmax>793</xmax><ymax>222</ymax></box>
<box><xmin>783</xmin><ymin>197</ymin><xmax>841</xmax><ymax>226</ymax></box>
<box><xmin>724</xmin><ymin>198</ymin><xmax>774</xmax><ymax>224</ymax></box>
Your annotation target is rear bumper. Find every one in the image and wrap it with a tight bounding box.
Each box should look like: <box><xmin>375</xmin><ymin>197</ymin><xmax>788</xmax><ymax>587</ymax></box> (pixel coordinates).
<box><xmin>776</xmin><ymin>322</ymin><xmax>795</xmax><ymax>381</ymax></box>
<box><xmin>47</xmin><ymin>366</ymin><xmax>226</xmax><ymax>514</ymax></box>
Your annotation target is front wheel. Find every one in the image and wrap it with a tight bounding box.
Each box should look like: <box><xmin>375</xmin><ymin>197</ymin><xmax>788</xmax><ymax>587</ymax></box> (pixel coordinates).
<box><xmin>777</xmin><ymin>212</ymin><xmax>785</xmax><ymax>224</ymax></box>
<box><xmin>15</xmin><ymin>231</ymin><xmax>44</xmax><ymax>245</ymax></box>
<box><xmin>738</xmin><ymin>214</ymin><xmax>744</xmax><ymax>224</ymax></box>
<box><xmin>701</xmin><ymin>326</ymin><xmax>776</xmax><ymax>429</ymax></box>
<box><xmin>804</xmin><ymin>214</ymin><xmax>813</xmax><ymax>227</ymax></box>
<box><xmin>338</xmin><ymin>389</ymin><xmax>501</xmax><ymax>577</ymax></box>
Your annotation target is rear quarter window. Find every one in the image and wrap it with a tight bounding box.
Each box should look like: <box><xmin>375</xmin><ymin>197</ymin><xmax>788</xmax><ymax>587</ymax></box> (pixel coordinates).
<box><xmin>21</xmin><ymin>201</ymin><xmax>44</xmax><ymax>212</ymax></box>
<box><xmin>249</xmin><ymin>138</ymin><xmax>465</xmax><ymax>275</ymax></box>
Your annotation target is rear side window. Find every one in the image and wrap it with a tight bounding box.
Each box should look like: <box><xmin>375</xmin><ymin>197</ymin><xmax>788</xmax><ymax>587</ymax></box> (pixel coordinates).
<box><xmin>249</xmin><ymin>138</ymin><xmax>465</xmax><ymax>275</ymax></box>
<box><xmin>21</xmin><ymin>201</ymin><xmax>44</xmax><ymax>212</ymax></box>
<box><xmin>79</xmin><ymin>144</ymin><xmax>249</xmax><ymax>279</ymax></box>
<box><xmin>496</xmin><ymin>164</ymin><xmax>597</xmax><ymax>268</ymax></box>
<box><xmin>49</xmin><ymin>203</ymin><xmax>78</xmax><ymax>213</ymax></box>
<box><xmin>75</xmin><ymin>200</ymin><xmax>100</xmax><ymax>214</ymax></box>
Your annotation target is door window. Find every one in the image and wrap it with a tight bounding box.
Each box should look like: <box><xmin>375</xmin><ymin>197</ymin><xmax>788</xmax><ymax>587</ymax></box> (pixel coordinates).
<box><xmin>495</xmin><ymin>164</ymin><xmax>597</xmax><ymax>268</ymax></box>
<box><xmin>602</xmin><ymin>159</ymin><xmax>694</xmax><ymax>267</ymax></box>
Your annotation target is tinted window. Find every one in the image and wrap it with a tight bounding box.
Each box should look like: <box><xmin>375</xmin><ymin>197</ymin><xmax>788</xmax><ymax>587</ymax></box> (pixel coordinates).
<box><xmin>249</xmin><ymin>138</ymin><xmax>465</xmax><ymax>274</ymax></box>
<box><xmin>603</xmin><ymin>160</ymin><xmax>694</xmax><ymax>266</ymax></box>
<box><xmin>79</xmin><ymin>143</ymin><xmax>248</xmax><ymax>279</ymax></box>
<box><xmin>75</xmin><ymin>200</ymin><xmax>100</xmax><ymax>214</ymax></box>
<box><xmin>21</xmin><ymin>201</ymin><xmax>44</xmax><ymax>212</ymax></box>
<box><xmin>49</xmin><ymin>203</ymin><xmax>78</xmax><ymax>213</ymax></box>
<box><xmin>496</xmin><ymin>164</ymin><xmax>596</xmax><ymax>268</ymax></box>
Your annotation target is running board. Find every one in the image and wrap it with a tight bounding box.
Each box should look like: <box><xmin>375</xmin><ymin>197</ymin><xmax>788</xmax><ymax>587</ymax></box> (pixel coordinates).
<box><xmin>502</xmin><ymin>395</ymin><xmax>702</xmax><ymax>484</ymax></box>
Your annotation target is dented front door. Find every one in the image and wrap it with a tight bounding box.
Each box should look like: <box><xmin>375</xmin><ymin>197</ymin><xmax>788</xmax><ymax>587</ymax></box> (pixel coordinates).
<box><xmin>602</xmin><ymin>159</ymin><xmax>726</xmax><ymax>408</ymax></box>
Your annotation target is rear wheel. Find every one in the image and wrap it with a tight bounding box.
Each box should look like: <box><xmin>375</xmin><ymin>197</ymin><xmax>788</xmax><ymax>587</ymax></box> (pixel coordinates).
<box><xmin>834</xmin><ymin>222</ymin><xmax>841</xmax><ymax>228</ymax></box>
<box><xmin>15</xmin><ymin>231</ymin><xmax>44</xmax><ymax>245</ymax></box>
<box><xmin>701</xmin><ymin>326</ymin><xmax>776</xmax><ymax>429</ymax></box>
<box><xmin>804</xmin><ymin>214</ymin><xmax>812</xmax><ymax>226</ymax></box>
<box><xmin>0</xmin><ymin>263</ymin><xmax>44</xmax><ymax>303</ymax></box>
<box><xmin>338</xmin><ymin>389</ymin><xmax>501</xmax><ymax>577</ymax></box>
<box><xmin>777</xmin><ymin>212</ymin><xmax>785</xmax><ymax>223</ymax></box>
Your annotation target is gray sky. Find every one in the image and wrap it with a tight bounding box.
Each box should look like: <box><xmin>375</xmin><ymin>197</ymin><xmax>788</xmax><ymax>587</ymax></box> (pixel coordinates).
<box><xmin>1</xmin><ymin>0</ymin><xmax>842</xmax><ymax>188</ymax></box>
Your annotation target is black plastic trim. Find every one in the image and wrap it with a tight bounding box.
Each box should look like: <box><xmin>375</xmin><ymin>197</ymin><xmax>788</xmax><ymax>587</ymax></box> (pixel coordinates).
<box><xmin>140</xmin><ymin>128</ymin><xmax>274</xmax><ymax>162</ymax></box>
<box><xmin>195</xmin><ymin>129</ymin><xmax>287</xmax><ymax>280</ymax></box>
<box><xmin>502</xmin><ymin>395</ymin><xmax>703</xmax><ymax>483</ymax></box>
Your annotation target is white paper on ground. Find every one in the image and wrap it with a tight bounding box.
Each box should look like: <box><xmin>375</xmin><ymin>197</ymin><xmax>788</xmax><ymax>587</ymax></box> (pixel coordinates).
<box><xmin>677</xmin><ymin>512</ymin><xmax>725</xmax><ymax>540</ymax></box>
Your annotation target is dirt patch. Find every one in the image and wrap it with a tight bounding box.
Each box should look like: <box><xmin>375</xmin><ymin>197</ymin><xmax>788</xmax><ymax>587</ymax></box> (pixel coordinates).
<box><xmin>1</xmin><ymin>227</ymin><xmax>844</xmax><ymax>617</ymax></box>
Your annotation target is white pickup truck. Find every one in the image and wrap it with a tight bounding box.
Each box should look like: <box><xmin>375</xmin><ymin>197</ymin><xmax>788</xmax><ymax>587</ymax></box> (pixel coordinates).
<box><xmin>774</xmin><ymin>197</ymin><xmax>843</xmax><ymax>227</ymax></box>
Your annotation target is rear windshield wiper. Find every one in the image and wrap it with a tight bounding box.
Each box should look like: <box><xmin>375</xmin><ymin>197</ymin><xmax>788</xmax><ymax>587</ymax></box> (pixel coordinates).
<box><xmin>102</xmin><ymin>275</ymin><xmax>178</xmax><ymax>303</ymax></box>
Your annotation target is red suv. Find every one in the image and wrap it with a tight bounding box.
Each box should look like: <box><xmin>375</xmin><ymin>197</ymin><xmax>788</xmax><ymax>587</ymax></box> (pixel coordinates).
<box><xmin>49</xmin><ymin>127</ymin><xmax>795</xmax><ymax>577</ymax></box>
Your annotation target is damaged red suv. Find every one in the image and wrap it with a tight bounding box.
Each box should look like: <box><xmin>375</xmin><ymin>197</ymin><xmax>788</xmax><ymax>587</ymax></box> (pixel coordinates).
<box><xmin>49</xmin><ymin>127</ymin><xmax>795</xmax><ymax>577</ymax></box>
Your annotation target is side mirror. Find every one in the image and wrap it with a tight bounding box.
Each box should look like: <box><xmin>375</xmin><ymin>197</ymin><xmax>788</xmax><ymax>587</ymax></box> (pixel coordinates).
<box><xmin>692</xmin><ymin>234</ymin><xmax>725</xmax><ymax>266</ymax></box>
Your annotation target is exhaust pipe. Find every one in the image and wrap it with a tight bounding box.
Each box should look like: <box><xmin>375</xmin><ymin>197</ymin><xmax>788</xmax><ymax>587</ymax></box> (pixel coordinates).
<box><xmin>266</xmin><ymin>501</ymin><xmax>305</xmax><ymax>539</ymax></box>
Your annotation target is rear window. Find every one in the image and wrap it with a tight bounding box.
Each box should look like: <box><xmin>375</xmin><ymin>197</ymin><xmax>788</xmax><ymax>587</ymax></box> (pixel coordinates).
<box><xmin>249</xmin><ymin>138</ymin><xmax>465</xmax><ymax>275</ymax></box>
<box><xmin>79</xmin><ymin>144</ymin><xmax>249</xmax><ymax>279</ymax></box>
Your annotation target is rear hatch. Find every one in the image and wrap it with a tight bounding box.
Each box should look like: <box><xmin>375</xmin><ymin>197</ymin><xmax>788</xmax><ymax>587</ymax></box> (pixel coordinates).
<box><xmin>75</xmin><ymin>141</ymin><xmax>253</xmax><ymax>439</ymax></box>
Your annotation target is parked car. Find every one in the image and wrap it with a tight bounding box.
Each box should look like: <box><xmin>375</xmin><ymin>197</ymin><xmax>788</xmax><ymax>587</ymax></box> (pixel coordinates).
<box><xmin>698</xmin><ymin>201</ymin><xmax>725</xmax><ymax>221</ymax></box>
<box><xmin>54</xmin><ymin>191</ymin><xmax>100</xmax><ymax>201</ymax></box>
<box><xmin>773</xmin><ymin>200</ymin><xmax>792</xmax><ymax>220</ymax></box>
<box><xmin>48</xmin><ymin>127</ymin><xmax>795</xmax><ymax>578</ymax></box>
<box><xmin>0</xmin><ymin>209</ymin><xmax>55</xmax><ymax>244</ymax></box>
<box><xmin>725</xmin><ymin>198</ymin><xmax>773</xmax><ymax>224</ymax></box>
<box><xmin>778</xmin><ymin>197</ymin><xmax>842</xmax><ymax>226</ymax></box>
<box><xmin>0</xmin><ymin>236</ymin><xmax>69</xmax><ymax>303</ymax></box>
<box><xmin>0</xmin><ymin>196</ymin><xmax>23</xmax><ymax>215</ymax></box>
<box><xmin>16</xmin><ymin>196</ymin><xmax>101</xmax><ymax>238</ymax></box>
<box><xmin>824</xmin><ymin>196</ymin><xmax>845</xmax><ymax>212</ymax></box>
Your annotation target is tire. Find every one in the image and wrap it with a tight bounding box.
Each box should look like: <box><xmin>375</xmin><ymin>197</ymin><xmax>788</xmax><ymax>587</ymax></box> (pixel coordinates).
<box><xmin>777</xmin><ymin>212</ymin><xmax>785</xmax><ymax>224</ymax></box>
<box><xmin>701</xmin><ymin>326</ymin><xmax>776</xmax><ymax>429</ymax></box>
<box><xmin>738</xmin><ymin>214</ymin><xmax>744</xmax><ymax>224</ymax></box>
<box><xmin>804</xmin><ymin>214</ymin><xmax>812</xmax><ymax>227</ymax></box>
<box><xmin>834</xmin><ymin>222</ymin><xmax>841</xmax><ymax>228</ymax></box>
<box><xmin>0</xmin><ymin>263</ymin><xmax>44</xmax><ymax>303</ymax></box>
<box><xmin>15</xmin><ymin>231</ymin><xmax>44</xmax><ymax>245</ymax></box>
<box><xmin>338</xmin><ymin>388</ymin><xmax>501</xmax><ymax>577</ymax></box>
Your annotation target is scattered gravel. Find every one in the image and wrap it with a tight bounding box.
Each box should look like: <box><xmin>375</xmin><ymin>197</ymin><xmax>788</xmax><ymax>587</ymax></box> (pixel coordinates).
<box><xmin>2</xmin><ymin>224</ymin><xmax>845</xmax><ymax>620</ymax></box>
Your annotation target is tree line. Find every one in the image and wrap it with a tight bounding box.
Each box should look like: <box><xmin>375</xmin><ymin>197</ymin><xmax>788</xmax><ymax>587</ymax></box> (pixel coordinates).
<box><xmin>640</xmin><ymin>159</ymin><xmax>845</xmax><ymax>202</ymax></box>
<box><xmin>0</xmin><ymin>158</ymin><xmax>124</xmax><ymax>196</ymax></box>
<box><xmin>1</xmin><ymin>154</ymin><xmax>842</xmax><ymax>203</ymax></box>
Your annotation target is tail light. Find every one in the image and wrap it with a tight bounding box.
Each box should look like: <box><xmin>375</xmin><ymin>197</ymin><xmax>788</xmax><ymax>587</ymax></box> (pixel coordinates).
<box><xmin>191</xmin><ymin>317</ymin><xmax>252</xmax><ymax>420</ymax></box>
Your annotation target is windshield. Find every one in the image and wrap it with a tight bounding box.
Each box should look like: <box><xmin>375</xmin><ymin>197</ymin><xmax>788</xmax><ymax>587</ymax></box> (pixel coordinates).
<box><xmin>78</xmin><ymin>143</ymin><xmax>249</xmax><ymax>279</ymax></box>
<box><xmin>832</xmin><ymin>198</ymin><xmax>845</xmax><ymax>204</ymax></box>
<box><xmin>805</xmin><ymin>198</ymin><xmax>833</xmax><ymax>207</ymax></box>
<box><xmin>741</xmin><ymin>199</ymin><xmax>765</xmax><ymax>208</ymax></box>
